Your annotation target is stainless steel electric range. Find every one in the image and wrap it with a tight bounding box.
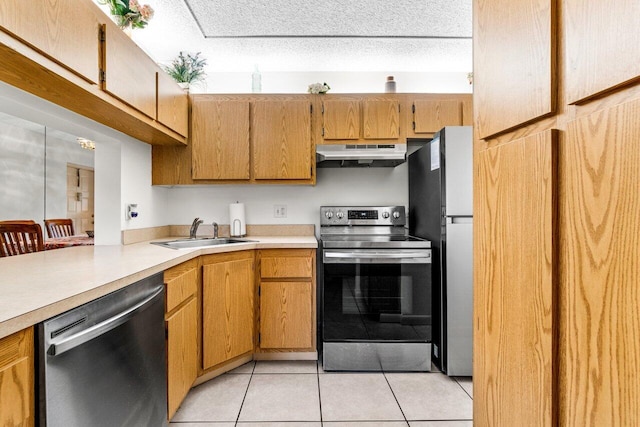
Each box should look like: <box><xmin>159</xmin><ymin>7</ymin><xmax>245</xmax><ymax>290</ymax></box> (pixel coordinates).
<box><xmin>319</xmin><ymin>206</ymin><xmax>432</xmax><ymax>372</ymax></box>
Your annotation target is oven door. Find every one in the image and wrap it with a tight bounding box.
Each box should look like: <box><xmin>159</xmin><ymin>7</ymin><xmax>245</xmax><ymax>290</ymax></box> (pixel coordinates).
<box><xmin>322</xmin><ymin>249</ymin><xmax>432</xmax><ymax>343</ymax></box>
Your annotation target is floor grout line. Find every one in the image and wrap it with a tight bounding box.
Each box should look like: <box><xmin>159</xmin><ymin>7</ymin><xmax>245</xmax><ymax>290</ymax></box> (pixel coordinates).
<box><xmin>234</xmin><ymin>366</ymin><xmax>254</xmax><ymax>426</ymax></box>
<box><xmin>317</xmin><ymin>360</ymin><xmax>324</xmax><ymax>424</ymax></box>
<box><xmin>382</xmin><ymin>371</ymin><xmax>410</xmax><ymax>426</ymax></box>
<box><xmin>453</xmin><ymin>376</ymin><xmax>473</xmax><ymax>400</ymax></box>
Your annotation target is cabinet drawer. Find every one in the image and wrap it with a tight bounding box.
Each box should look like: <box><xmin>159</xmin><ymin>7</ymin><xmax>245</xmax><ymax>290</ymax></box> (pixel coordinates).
<box><xmin>165</xmin><ymin>267</ymin><xmax>198</xmax><ymax>313</ymax></box>
<box><xmin>260</xmin><ymin>256</ymin><xmax>313</xmax><ymax>279</ymax></box>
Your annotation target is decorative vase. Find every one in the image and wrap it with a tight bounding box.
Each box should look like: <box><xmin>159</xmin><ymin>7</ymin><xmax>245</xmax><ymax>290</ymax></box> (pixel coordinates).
<box><xmin>177</xmin><ymin>82</ymin><xmax>190</xmax><ymax>91</ymax></box>
<box><xmin>122</xmin><ymin>25</ymin><xmax>133</xmax><ymax>37</ymax></box>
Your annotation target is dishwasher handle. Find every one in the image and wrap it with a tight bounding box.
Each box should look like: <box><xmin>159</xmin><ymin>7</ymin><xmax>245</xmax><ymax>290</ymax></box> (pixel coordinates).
<box><xmin>48</xmin><ymin>286</ymin><xmax>164</xmax><ymax>357</ymax></box>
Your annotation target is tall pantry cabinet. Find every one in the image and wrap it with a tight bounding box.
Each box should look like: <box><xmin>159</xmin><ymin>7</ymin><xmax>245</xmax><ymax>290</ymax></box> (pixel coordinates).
<box><xmin>473</xmin><ymin>0</ymin><xmax>640</xmax><ymax>426</ymax></box>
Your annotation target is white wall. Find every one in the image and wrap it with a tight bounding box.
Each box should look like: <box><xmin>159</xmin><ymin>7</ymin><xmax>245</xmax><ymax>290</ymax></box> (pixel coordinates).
<box><xmin>165</xmin><ymin>164</ymin><xmax>409</xmax><ymax>236</ymax></box>
<box><xmin>120</xmin><ymin>139</ymin><xmax>169</xmax><ymax>230</ymax></box>
<box><xmin>191</xmin><ymin>71</ymin><xmax>473</xmax><ymax>95</ymax></box>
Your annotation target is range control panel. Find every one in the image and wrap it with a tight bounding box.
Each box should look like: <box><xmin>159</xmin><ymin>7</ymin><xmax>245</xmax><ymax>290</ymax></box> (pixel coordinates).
<box><xmin>320</xmin><ymin>206</ymin><xmax>406</xmax><ymax>226</ymax></box>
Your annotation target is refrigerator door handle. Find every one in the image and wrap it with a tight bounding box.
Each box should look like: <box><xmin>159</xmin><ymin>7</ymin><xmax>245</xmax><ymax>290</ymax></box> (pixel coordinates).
<box><xmin>445</xmin><ymin>216</ymin><xmax>473</xmax><ymax>224</ymax></box>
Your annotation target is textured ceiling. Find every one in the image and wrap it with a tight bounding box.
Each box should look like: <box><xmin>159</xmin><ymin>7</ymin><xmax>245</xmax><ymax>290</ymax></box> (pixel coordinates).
<box><xmin>184</xmin><ymin>0</ymin><xmax>471</xmax><ymax>38</ymax></box>
<box><xmin>112</xmin><ymin>0</ymin><xmax>472</xmax><ymax>76</ymax></box>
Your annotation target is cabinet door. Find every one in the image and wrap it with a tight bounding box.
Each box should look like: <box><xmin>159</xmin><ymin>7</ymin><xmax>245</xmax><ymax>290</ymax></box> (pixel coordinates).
<box><xmin>475</xmin><ymin>131</ymin><xmax>555</xmax><ymax>427</ymax></box>
<box><xmin>322</xmin><ymin>99</ymin><xmax>360</xmax><ymax>140</ymax></box>
<box><xmin>363</xmin><ymin>99</ymin><xmax>400</xmax><ymax>139</ymax></box>
<box><xmin>259</xmin><ymin>281</ymin><xmax>313</xmax><ymax>349</ymax></box>
<box><xmin>0</xmin><ymin>328</ymin><xmax>34</xmax><ymax>427</ymax></box>
<box><xmin>166</xmin><ymin>298</ymin><xmax>197</xmax><ymax>420</ymax></box>
<box><xmin>565</xmin><ymin>0</ymin><xmax>640</xmax><ymax>103</ymax></box>
<box><xmin>192</xmin><ymin>99</ymin><xmax>250</xmax><ymax>180</ymax></box>
<box><xmin>103</xmin><ymin>24</ymin><xmax>157</xmax><ymax>119</ymax></box>
<box><xmin>0</xmin><ymin>0</ymin><xmax>102</xmax><ymax>84</ymax></box>
<box><xmin>252</xmin><ymin>100</ymin><xmax>312</xmax><ymax>180</ymax></box>
<box><xmin>157</xmin><ymin>71</ymin><xmax>188</xmax><ymax>137</ymax></box>
<box><xmin>560</xmin><ymin>100</ymin><xmax>640</xmax><ymax>426</ymax></box>
<box><xmin>202</xmin><ymin>257</ymin><xmax>254</xmax><ymax>368</ymax></box>
<box><xmin>413</xmin><ymin>100</ymin><xmax>461</xmax><ymax>134</ymax></box>
<box><xmin>474</xmin><ymin>0</ymin><xmax>555</xmax><ymax>138</ymax></box>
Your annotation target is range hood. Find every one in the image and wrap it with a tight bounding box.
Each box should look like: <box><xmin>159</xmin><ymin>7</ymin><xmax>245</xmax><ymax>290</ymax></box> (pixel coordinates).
<box><xmin>316</xmin><ymin>144</ymin><xmax>407</xmax><ymax>167</ymax></box>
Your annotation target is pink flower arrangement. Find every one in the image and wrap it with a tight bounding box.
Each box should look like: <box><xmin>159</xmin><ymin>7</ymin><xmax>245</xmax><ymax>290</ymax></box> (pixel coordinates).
<box><xmin>98</xmin><ymin>0</ymin><xmax>154</xmax><ymax>30</ymax></box>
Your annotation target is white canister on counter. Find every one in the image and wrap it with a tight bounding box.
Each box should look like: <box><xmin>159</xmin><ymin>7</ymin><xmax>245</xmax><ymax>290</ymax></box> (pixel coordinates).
<box><xmin>385</xmin><ymin>76</ymin><xmax>396</xmax><ymax>93</ymax></box>
<box><xmin>229</xmin><ymin>202</ymin><xmax>246</xmax><ymax>237</ymax></box>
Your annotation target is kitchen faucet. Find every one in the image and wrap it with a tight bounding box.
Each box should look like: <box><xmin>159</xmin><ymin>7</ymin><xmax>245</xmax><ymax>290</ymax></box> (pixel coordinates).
<box><xmin>189</xmin><ymin>217</ymin><xmax>203</xmax><ymax>239</ymax></box>
<box><xmin>212</xmin><ymin>222</ymin><xmax>219</xmax><ymax>239</ymax></box>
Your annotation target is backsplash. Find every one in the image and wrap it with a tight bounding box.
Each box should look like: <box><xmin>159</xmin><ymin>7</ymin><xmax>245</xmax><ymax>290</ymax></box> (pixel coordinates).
<box><xmin>163</xmin><ymin>164</ymin><xmax>409</xmax><ymax>237</ymax></box>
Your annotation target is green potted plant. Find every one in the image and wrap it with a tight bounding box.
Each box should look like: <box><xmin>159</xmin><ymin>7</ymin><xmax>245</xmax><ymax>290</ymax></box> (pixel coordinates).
<box><xmin>163</xmin><ymin>52</ymin><xmax>208</xmax><ymax>90</ymax></box>
<box><xmin>98</xmin><ymin>0</ymin><xmax>154</xmax><ymax>31</ymax></box>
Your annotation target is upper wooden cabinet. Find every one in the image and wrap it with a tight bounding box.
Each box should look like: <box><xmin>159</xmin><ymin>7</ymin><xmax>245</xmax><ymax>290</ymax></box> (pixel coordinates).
<box><xmin>564</xmin><ymin>0</ymin><xmax>640</xmax><ymax>103</ymax></box>
<box><xmin>474</xmin><ymin>0</ymin><xmax>555</xmax><ymax>138</ymax></box>
<box><xmin>321</xmin><ymin>95</ymin><xmax>400</xmax><ymax>143</ymax></box>
<box><xmin>156</xmin><ymin>94</ymin><xmax>316</xmax><ymax>185</ymax></box>
<box><xmin>0</xmin><ymin>0</ymin><xmax>102</xmax><ymax>84</ymax></box>
<box><xmin>252</xmin><ymin>100</ymin><xmax>312</xmax><ymax>180</ymax></box>
<box><xmin>0</xmin><ymin>327</ymin><xmax>34</xmax><ymax>427</ymax></box>
<box><xmin>192</xmin><ymin>98</ymin><xmax>250</xmax><ymax>180</ymax></box>
<box><xmin>322</xmin><ymin>99</ymin><xmax>360</xmax><ymax>140</ymax></box>
<box><xmin>363</xmin><ymin>99</ymin><xmax>400</xmax><ymax>139</ymax></box>
<box><xmin>102</xmin><ymin>23</ymin><xmax>157</xmax><ymax>119</ymax></box>
<box><xmin>403</xmin><ymin>94</ymin><xmax>471</xmax><ymax>138</ymax></box>
<box><xmin>412</xmin><ymin>99</ymin><xmax>462</xmax><ymax>134</ymax></box>
<box><xmin>0</xmin><ymin>1</ymin><xmax>185</xmax><ymax>145</ymax></box>
<box><xmin>157</xmin><ymin>71</ymin><xmax>188</xmax><ymax>137</ymax></box>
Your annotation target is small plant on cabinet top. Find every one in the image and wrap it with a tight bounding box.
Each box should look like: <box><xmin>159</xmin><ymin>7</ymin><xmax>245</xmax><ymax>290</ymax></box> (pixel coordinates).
<box><xmin>163</xmin><ymin>52</ymin><xmax>208</xmax><ymax>88</ymax></box>
<box><xmin>98</xmin><ymin>0</ymin><xmax>154</xmax><ymax>29</ymax></box>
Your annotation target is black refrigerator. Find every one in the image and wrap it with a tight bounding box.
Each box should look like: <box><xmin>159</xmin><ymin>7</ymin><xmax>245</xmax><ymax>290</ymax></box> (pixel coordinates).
<box><xmin>409</xmin><ymin>126</ymin><xmax>473</xmax><ymax>376</ymax></box>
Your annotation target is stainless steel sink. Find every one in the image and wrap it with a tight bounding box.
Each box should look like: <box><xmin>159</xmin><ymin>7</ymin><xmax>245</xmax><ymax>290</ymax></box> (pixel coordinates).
<box><xmin>151</xmin><ymin>238</ymin><xmax>253</xmax><ymax>249</ymax></box>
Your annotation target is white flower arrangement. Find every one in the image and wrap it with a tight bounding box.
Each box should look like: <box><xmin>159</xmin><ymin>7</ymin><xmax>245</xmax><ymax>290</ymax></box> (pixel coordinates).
<box><xmin>308</xmin><ymin>82</ymin><xmax>331</xmax><ymax>94</ymax></box>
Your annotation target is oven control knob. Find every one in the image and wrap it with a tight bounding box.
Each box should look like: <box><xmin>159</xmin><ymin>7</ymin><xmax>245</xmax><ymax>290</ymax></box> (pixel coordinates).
<box><xmin>393</xmin><ymin>211</ymin><xmax>401</xmax><ymax>219</ymax></box>
<box><xmin>382</xmin><ymin>211</ymin><xmax>390</xmax><ymax>219</ymax></box>
<box><xmin>336</xmin><ymin>212</ymin><xmax>344</xmax><ymax>219</ymax></box>
<box><xmin>325</xmin><ymin>211</ymin><xmax>333</xmax><ymax>219</ymax></box>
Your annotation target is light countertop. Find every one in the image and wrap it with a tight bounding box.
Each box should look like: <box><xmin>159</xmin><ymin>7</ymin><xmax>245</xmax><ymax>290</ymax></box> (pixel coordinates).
<box><xmin>0</xmin><ymin>236</ymin><xmax>317</xmax><ymax>339</ymax></box>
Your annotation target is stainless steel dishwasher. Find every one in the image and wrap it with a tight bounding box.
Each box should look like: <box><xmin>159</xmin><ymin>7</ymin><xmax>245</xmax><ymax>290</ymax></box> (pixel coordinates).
<box><xmin>37</xmin><ymin>273</ymin><xmax>167</xmax><ymax>427</ymax></box>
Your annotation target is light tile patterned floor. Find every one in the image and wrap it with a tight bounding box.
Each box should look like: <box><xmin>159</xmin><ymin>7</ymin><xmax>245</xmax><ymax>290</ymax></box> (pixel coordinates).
<box><xmin>170</xmin><ymin>361</ymin><xmax>473</xmax><ymax>427</ymax></box>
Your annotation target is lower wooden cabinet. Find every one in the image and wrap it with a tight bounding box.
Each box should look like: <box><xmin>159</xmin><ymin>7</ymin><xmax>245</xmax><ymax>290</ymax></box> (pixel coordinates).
<box><xmin>164</xmin><ymin>260</ymin><xmax>199</xmax><ymax>420</ymax></box>
<box><xmin>0</xmin><ymin>327</ymin><xmax>34</xmax><ymax>427</ymax></box>
<box><xmin>257</xmin><ymin>249</ymin><xmax>316</xmax><ymax>352</ymax></box>
<box><xmin>202</xmin><ymin>251</ymin><xmax>255</xmax><ymax>369</ymax></box>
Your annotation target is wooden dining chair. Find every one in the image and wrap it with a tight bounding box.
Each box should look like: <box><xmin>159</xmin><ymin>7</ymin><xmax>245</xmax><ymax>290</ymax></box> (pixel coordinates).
<box><xmin>44</xmin><ymin>219</ymin><xmax>75</xmax><ymax>238</ymax></box>
<box><xmin>0</xmin><ymin>222</ymin><xmax>45</xmax><ymax>257</ymax></box>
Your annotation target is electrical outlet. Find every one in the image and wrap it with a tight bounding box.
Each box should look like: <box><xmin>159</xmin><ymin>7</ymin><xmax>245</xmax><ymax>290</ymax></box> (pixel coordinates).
<box><xmin>274</xmin><ymin>204</ymin><xmax>287</xmax><ymax>218</ymax></box>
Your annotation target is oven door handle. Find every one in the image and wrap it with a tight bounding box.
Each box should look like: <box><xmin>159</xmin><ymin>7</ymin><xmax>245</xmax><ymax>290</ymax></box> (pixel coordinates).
<box><xmin>323</xmin><ymin>250</ymin><xmax>431</xmax><ymax>264</ymax></box>
<box><xmin>47</xmin><ymin>286</ymin><xmax>164</xmax><ymax>357</ymax></box>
